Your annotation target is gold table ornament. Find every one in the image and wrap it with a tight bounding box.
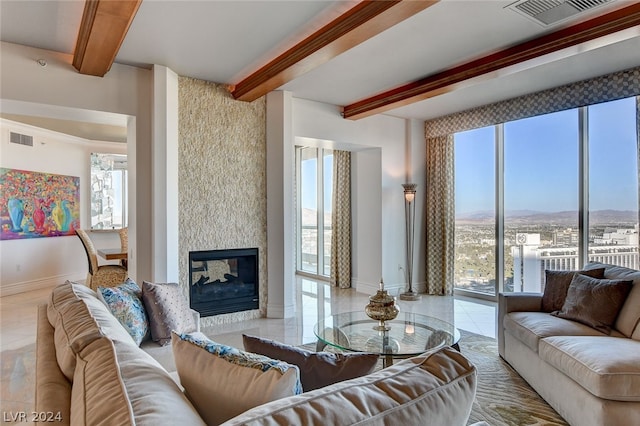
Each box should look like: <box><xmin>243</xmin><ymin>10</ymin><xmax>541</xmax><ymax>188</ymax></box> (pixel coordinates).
<box><xmin>365</xmin><ymin>279</ymin><xmax>399</xmax><ymax>331</ymax></box>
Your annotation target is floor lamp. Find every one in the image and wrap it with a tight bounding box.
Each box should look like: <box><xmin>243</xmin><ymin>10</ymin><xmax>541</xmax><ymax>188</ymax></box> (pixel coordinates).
<box><xmin>400</xmin><ymin>183</ymin><xmax>421</xmax><ymax>301</ymax></box>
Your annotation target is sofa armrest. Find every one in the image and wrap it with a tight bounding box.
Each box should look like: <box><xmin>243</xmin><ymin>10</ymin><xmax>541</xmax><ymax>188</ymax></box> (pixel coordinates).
<box><xmin>499</xmin><ymin>292</ymin><xmax>542</xmax><ymax>314</ymax></box>
<box><xmin>497</xmin><ymin>292</ymin><xmax>542</xmax><ymax>358</ymax></box>
<box><xmin>191</xmin><ymin>309</ymin><xmax>200</xmax><ymax>333</ymax></box>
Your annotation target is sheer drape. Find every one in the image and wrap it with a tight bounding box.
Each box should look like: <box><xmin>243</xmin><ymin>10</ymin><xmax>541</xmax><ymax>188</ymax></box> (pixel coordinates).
<box><xmin>425</xmin><ymin>135</ymin><xmax>455</xmax><ymax>295</ymax></box>
<box><xmin>330</xmin><ymin>150</ymin><xmax>352</xmax><ymax>288</ymax></box>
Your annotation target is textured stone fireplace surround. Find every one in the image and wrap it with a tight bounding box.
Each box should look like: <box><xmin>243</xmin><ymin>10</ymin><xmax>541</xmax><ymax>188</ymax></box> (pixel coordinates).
<box><xmin>178</xmin><ymin>78</ymin><xmax>267</xmax><ymax>326</ymax></box>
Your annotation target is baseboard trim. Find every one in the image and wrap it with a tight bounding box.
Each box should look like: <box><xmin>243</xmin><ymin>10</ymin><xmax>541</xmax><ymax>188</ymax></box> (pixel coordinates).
<box><xmin>0</xmin><ymin>272</ymin><xmax>85</xmax><ymax>297</ymax></box>
<box><xmin>266</xmin><ymin>302</ymin><xmax>296</xmax><ymax>319</ymax></box>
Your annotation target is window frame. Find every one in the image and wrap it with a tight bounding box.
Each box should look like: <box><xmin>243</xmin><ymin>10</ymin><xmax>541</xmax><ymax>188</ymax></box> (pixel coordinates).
<box><xmin>454</xmin><ymin>99</ymin><xmax>638</xmax><ymax>301</ymax></box>
<box><xmin>295</xmin><ymin>146</ymin><xmax>333</xmax><ymax>278</ymax></box>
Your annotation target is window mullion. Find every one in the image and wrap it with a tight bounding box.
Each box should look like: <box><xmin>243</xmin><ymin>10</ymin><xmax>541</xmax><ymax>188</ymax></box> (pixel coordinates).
<box><xmin>317</xmin><ymin>149</ymin><xmax>325</xmax><ymax>275</ymax></box>
<box><xmin>578</xmin><ymin>107</ymin><xmax>589</xmax><ymax>268</ymax></box>
<box><xmin>495</xmin><ymin>124</ymin><xmax>505</xmax><ymax>294</ymax></box>
<box><xmin>295</xmin><ymin>147</ymin><xmax>302</xmax><ymax>272</ymax></box>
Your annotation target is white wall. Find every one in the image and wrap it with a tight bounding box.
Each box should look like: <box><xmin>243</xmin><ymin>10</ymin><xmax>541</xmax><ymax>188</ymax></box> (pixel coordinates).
<box><xmin>0</xmin><ymin>41</ymin><xmax>152</xmax><ymax>287</ymax></box>
<box><xmin>291</xmin><ymin>97</ymin><xmax>427</xmax><ymax>294</ymax></box>
<box><xmin>0</xmin><ymin>119</ymin><xmax>125</xmax><ymax>295</ymax></box>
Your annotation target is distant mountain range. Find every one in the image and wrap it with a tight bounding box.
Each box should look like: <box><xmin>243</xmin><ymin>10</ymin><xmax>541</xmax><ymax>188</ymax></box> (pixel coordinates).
<box><xmin>456</xmin><ymin>209</ymin><xmax>638</xmax><ymax>225</ymax></box>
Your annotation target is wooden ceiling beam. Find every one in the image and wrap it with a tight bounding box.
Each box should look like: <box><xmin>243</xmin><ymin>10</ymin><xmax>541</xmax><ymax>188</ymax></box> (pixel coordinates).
<box><xmin>73</xmin><ymin>0</ymin><xmax>142</xmax><ymax>77</ymax></box>
<box><xmin>231</xmin><ymin>0</ymin><xmax>439</xmax><ymax>102</ymax></box>
<box><xmin>343</xmin><ymin>2</ymin><xmax>640</xmax><ymax>120</ymax></box>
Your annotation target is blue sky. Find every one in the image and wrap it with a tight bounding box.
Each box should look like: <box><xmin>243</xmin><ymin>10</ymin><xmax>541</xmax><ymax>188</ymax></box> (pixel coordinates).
<box><xmin>300</xmin><ymin>151</ymin><xmax>333</xmax><ymax>212</ymax></box>
<box><xmin>455</xmin><ymin>96</ymin><xmax>638</xmax><ymax>214</ymax></box>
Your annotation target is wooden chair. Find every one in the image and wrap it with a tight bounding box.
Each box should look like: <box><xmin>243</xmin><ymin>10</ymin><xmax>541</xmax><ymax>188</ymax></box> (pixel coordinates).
<box><xmin>76</xmin><ymin>229</ymin><xmax>127</xmax><ymax>291</ymax></box>
<box><xmin>118</xmin><ymin>227</ymin><xmax>128</xmax><ymax>269</ymax></box>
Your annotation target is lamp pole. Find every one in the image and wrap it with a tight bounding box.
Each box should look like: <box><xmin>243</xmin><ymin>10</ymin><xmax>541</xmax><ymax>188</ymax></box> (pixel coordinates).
<box><xmin>400</xmin><ymin>183</ymin><xmax>421</xmax><ymax>301</ymax></box>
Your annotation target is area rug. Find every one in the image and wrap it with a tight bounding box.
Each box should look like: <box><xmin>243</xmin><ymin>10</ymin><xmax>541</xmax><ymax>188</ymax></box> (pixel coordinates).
<box><xmin>458</xmin><ymin>330</ymin><xmax>567</xmax><ymax>426</ymax></box>
<box><xmin>0</xmin><ymin>343</ymin><xmax>36</xmax><ymax>414</ymax></box>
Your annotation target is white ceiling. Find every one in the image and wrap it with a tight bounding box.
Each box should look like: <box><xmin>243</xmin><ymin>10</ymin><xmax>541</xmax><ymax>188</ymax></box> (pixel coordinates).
<box><xmin>1</xmin><ymin>0</ymin><xmax>639</xmax><ymax>137</ymax></box>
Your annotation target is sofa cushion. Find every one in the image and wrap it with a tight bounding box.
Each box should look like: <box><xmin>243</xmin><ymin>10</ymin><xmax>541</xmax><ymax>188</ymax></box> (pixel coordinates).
<box><xmin>539</xmin><ymin>336</ymin><xmax>640</xmax><ymax>401</ymax></box>
<box><xmin>242</xmin><ymin>334</ymin><xmax>379</xmax><ymax>391</ymax></box>
<box><xmin>504</xmin><ymin>312</ymin><xmax>605</xmax><ymax>353</ymax></box>
<box><xmin>172</xmin><ymin>332</ymin><xmax>301</xmax><ymax>425</ymax></box>
<box><xmin>551</xmin><ymin>274</ymin><xmax>632</xmax><ymax>334</ymax></box>
<box><xmin>633</xmin><ymin>324</ymin><xmax>640</xmax><ymax>341</ymax></box>
<box><xmin>98</xmin><ymin>279</ymin><xmax>149</xmax><ymax>346</ymax></box>
<box><xmin>71</xmin><ymin>335</ymin><xmax>205</xmax><ymax>425</ymax></box>
<box><xmin>220</xmin><ymin>347</ymin><xmax>477</xmax><ymax>426</ymax></box>
<box><xmin>541</xmin><ymin>268</ymin><xmax>605</xmax><ymax>312</ymax></box>
<box><xmin>141</xmin><ymin>281</ymin><xmax>197</xmax><ymax>346</ymax></box>
<box><xmin>71</xmin><ymin>338</ymin><xmax>135</xmax><ymax>425</ymax></box>
<box><xmin>586</xmin><ymin>262</ymin><xmax>640</xmax><ymax>337</ymax></box>
<box><xmin>47</xmin><ymin>281</ymin><xmax>135</xmax><ymax>381</ymax></box>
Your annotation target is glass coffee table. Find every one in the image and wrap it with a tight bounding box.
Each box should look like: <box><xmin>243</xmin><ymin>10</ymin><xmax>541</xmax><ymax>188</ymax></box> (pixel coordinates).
<box><xmin>314</xmin><ymin>311</ymin><xmax>460</xmax><ymax>368</ymax></box>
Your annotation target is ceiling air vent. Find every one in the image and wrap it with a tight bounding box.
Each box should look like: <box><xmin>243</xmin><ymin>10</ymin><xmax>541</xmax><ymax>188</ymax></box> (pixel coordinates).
<box><xmin>9</xmin><ymin>131</ymin><xmax>34</xmax><ymax>147</ymax></box>
<box><xmin>508</xmin><ymin>0</ymin><xmax>616</xmax><ymax>26</ymax></box>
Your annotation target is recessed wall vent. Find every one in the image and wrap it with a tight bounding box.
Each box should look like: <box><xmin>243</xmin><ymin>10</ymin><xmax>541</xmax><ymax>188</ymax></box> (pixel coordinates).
<box><xmin>9</xmin><ymin>132</ymin><xmax>34</xmax><ymax>147</ymax></box>
<box><xmin>508</xmin><ymin>0</ymin><xmax>616</xmax><ymax>26</ymax></box>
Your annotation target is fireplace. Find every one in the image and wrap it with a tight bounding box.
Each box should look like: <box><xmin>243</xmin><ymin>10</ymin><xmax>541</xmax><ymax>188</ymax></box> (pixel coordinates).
<box><xmin>189</xmin><ymin>248</ymin><xmax>259</xmax><ymax>317</ymax></box>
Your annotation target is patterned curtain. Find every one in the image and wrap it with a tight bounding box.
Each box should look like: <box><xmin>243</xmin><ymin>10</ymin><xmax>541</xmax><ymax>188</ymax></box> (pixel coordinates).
<box><xmin>425</xmin><ymin>135</ymin><xmax>455</xmax><ymax>295</ymax></box>
<box><xmin>330</xmin><ymin>150</ymin><xmax>352</xmax><ymax>288</ymax></box>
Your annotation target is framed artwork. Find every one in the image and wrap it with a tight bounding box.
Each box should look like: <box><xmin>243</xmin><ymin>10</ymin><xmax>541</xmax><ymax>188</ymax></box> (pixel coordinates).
<box><xmin>0</xmin><ymin>168</ymin><xmax>80</xmax><ymax>240</ymax></box>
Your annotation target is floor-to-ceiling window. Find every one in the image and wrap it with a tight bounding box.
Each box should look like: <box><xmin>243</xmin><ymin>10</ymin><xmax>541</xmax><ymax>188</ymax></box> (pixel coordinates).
<box><xmin>504</xmin><ymin>109</ymin><xmax>579</xmax><ymax>293</ymax></box>
<box><xmin>587</xmin><ymin>97</ymin><xmax>639</xmax><ymax>267</ymax></box>
<box><xmin>454</xmin><ymin>127</ymin><xmax>496</xmax><ymax>296</ymax></box>
<box><xmin>297</xmin><ymin>147</ymin><xmax>334</xmax><ymax>277</ymax></box>
<box><xmin>454</xmin><ymin>96</ymin><xmax>638</xmax><ymax>298</ymax></box>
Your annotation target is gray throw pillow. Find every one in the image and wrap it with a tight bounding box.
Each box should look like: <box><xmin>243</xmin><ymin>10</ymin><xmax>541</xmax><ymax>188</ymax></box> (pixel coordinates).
<box><xmin>541</xmin><ymin>268</ymin><xmax>605</xmax><ymax>312</ymax></box>
<box><xmin>551</xmin><ymin>274</ymin><xmax>632</xmax><ymax>334</ymax></box>
<box><xmin>141</xmin><ymin>281</ymin><xmax>197</xmax><ymax>345</ymax></box>
<box><xmin>242</xmin><ymin>334</ymin><xmax>379</xmax><ymax>392</ymax></box>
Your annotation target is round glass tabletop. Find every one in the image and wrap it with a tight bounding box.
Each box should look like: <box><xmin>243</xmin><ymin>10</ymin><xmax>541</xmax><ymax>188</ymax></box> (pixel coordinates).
<box><xmin>314</xmin><ymin>311</ymin><xmax>460</xmax><ymax>358</ymax></box>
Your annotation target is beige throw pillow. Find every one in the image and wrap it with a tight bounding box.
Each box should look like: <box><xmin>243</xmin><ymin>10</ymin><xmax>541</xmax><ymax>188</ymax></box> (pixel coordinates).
<box><xmin>141</xmin><ymin>281</ymin><xmax>196</xmax><ymax>345</ymax></box>
<box><xmin>552</xmin><ymin>274</ymin><xmax>632</xmax><ymax>334</ymax></box>
<box><xmin>242</xmin><ymin>334</ymin><xmax>379</xmax><ymax>391</ymax></box>
<box><xmin>172</xmin><ymin>332</ymin><xmax>301</xmax><ymax>425</ymax></box>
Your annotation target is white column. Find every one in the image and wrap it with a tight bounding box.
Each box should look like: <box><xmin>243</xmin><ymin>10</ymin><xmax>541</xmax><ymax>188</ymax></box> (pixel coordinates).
<box><xmin>152</xmin><ymin>65</ymin><xmax>179</xmax><ymax>282</ymax></box>
<box><xmin>266</xmin><ymin>91</ymin><xmax>295</xmax><ymax>318</ymax></box>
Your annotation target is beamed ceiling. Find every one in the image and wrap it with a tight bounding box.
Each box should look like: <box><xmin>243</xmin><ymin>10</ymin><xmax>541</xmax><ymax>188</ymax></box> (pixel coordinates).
<box><xmin>2</xmin><ymin>0</ymin><xmax>640</xmax><ymax>129</ymax></box>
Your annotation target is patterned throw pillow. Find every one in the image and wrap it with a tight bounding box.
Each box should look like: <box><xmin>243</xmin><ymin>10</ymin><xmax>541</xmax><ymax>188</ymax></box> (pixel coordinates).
<box><xmin>98</xmin><ymin>279</ymin><xmax>149</xmax><ymax>346</ymax></box>
<box><xmin>242</xmin><ymin>334</ymin><xmax>379</xmax><ymax>391</ymax></box>
<box><xmin>172</xmin><ymin>332</ymin><xmax>301</xmax><ymax>425</ymax></box>
<box><xmin>141</xmin><ymin>281</ymin><xmax>197</xmax><ymax>346</ymax></box>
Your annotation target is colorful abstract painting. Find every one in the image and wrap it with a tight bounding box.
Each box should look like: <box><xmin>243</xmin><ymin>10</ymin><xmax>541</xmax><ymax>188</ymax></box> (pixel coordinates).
<box><xmin>0</xmin><ymin>168</ymin><xmax>80</xmax><ymax>240</ymax></box>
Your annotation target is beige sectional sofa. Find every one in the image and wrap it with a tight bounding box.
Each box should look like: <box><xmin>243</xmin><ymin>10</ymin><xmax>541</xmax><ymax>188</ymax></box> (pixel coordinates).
<box><xmin>37</xmin><ymin>281</ymin><xmax>480</xmax><ymax>425</ymax></box>
<box><xmin>498</xmin><ymin>262</ymin><xmax>640</xmax><ymax>426</ymax></box>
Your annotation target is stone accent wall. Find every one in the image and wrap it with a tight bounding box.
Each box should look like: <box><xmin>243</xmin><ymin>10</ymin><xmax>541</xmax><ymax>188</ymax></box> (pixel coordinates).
<box><xmin>178</xmin><ymin>77</ymin><xmax>267</xmax><ymax>325</ymax></box>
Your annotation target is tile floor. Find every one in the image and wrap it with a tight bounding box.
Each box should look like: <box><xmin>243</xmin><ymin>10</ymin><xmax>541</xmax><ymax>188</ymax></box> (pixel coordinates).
<box><xmin>0</xmin><ymin>276</ymin><xmax>497</xmax><ymax>419</ymax></box>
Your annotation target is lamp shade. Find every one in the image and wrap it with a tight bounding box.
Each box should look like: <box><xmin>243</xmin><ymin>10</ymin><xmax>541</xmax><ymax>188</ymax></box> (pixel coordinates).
<box><xmin>402</xmin><ymin>183</ymin><xmax>417</xmax><ymax>202</ymax></box>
